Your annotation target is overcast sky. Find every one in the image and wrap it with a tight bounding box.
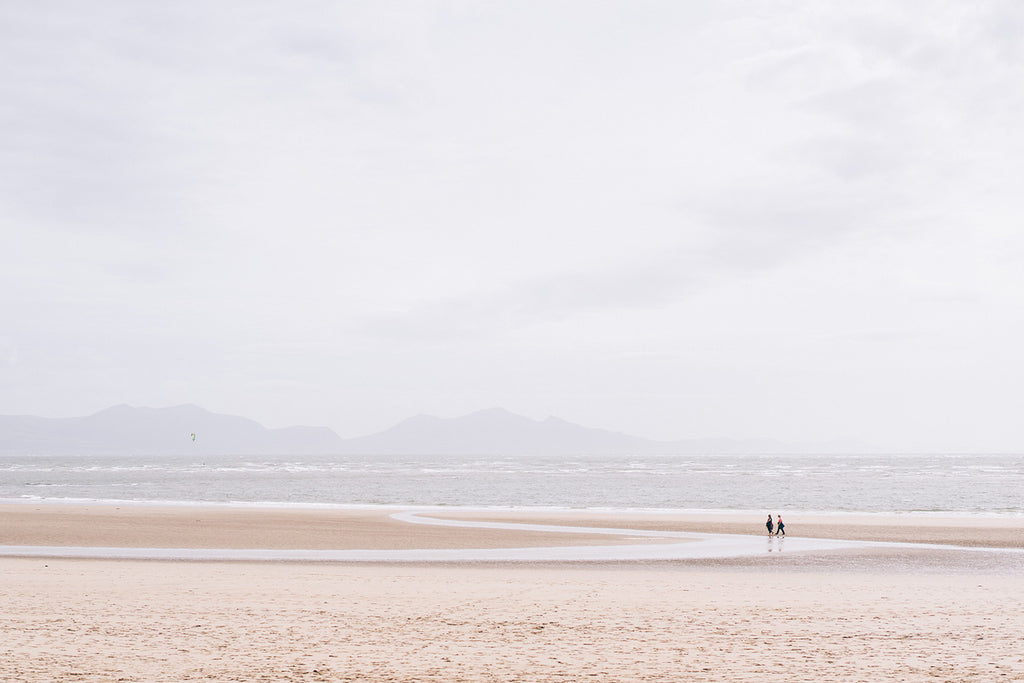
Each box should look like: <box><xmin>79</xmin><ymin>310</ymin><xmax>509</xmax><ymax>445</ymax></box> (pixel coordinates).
<box><xmin>3</xmin><ymin>1</ymin><xmax>1024</xmax><ymax>451</ymax></box>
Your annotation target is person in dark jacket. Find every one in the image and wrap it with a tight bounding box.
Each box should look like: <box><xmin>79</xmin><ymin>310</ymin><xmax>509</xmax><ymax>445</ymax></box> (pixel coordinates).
<box><xmin>766</xmin><ymin>514</ymin><xmax>774</xmax><ymax>535</ymax></box>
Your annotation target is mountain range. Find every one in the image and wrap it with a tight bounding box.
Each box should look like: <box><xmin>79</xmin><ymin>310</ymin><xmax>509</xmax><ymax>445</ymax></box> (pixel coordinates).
<box><xmin>0</xmin><ymin>404</ymin><xmax>853</xmax><ymax>456</ymax></box>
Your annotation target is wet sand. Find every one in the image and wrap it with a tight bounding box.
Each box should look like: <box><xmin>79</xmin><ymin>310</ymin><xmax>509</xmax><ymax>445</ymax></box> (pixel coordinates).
<box><xmin>432</xmin><ymin>508</ymin><xmax>1024</xmax><ymax>548</ymax></box>
<box><xmin>2</xmin><ymin>504</ymin><xmax>1023</xmax><ymax>681</ymax></box>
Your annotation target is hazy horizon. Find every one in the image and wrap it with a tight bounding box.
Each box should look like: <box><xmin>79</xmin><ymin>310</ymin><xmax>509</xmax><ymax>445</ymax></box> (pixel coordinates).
<box><xmin>4</xmin><ymin>2</ymin><xmax>1024</xmax><ymax>453</ymax></box>
<box><xmin>0</xmin><ymin>401</ymin><xmax>914</xmax><ymax>454</ymax></box>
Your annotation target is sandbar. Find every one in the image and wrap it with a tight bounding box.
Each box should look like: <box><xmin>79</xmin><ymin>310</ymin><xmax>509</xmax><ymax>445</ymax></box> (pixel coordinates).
<box><xmin>2</xmin><ymin>503</ymin><xmax>1021</xmax><ymax>553</ymax></box>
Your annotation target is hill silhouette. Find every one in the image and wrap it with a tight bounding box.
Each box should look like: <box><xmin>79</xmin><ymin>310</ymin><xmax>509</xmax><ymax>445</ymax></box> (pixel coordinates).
<box><xmin>0</xmin><ymin>405</ymin><xmax>831</xmax><ymax>456</ymax></box>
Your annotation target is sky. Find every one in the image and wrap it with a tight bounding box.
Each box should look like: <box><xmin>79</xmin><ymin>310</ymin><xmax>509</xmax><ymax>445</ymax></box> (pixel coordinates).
<box><xmin>3</xmin><ymin>1</ymin><xmax>1024</xmax><ymax>452</ymax></box>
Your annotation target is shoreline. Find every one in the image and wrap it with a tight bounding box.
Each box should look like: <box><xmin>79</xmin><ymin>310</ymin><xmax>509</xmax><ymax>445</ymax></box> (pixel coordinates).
<box><xmin>6</xmin><ymin>496</ymin><xmax>1024</xmax><ymax>517</ymax></box>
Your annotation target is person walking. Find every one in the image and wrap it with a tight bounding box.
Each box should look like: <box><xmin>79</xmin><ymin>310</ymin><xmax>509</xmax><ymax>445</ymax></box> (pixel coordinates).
<box><xmin>766</xmin><ymin>513</ymin><xmax>774</xmax><ymax>535</ymax></box>
<box><xmin>775</xmin><ymin>514</ymin><xmax>785</xmax><ymax>536</ymax></box>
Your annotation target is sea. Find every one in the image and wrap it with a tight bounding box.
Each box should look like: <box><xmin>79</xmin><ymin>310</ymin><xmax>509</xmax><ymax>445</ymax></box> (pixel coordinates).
<box><xmin>1</xmin><ymin>452</ymin><xmax>1021</xmax><ymax>516</ymax></box>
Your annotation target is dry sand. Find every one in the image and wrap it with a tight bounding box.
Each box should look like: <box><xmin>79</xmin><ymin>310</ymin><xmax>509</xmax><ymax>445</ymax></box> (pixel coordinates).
<box><xmin>2</xmin><ymin>504</ymin><xmax>1023</xmax><ymax>682</ymax></box>
<box><xmin>0</xmin><ymin>504</ymin><xmax>652</xmax><ymax>550</ymax></box>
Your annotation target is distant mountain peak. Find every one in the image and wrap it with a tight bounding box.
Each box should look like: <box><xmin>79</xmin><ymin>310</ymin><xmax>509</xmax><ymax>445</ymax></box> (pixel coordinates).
<box><xmin>340</xmin><ymin>407</ymin><xmax>649</xmax><ymax>456</ymax></box>
<box><xmin>0</xmin><ymin>404</ymin><xmax>344</xmax><ymax>456</ymax></box>
<box><xmin>1</xmin><ymin>404</ymin><xmax>860</xmax><ymax>457</ymax></box>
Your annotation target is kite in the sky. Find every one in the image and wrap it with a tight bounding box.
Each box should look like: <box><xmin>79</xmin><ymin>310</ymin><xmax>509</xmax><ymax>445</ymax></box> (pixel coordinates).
<box><xmin>190</xmin><ymin>433</ymin><xmax>196</xmax><ymax>442</ymax></box>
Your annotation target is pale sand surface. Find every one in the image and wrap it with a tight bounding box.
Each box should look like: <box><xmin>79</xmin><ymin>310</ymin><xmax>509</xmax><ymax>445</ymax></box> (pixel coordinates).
<box><xmin>3</xmin><ymin>505</ymin><xmax>1024</xmax><ymax>681</ymax></box>
<box><xmin>3</xmin><ymin>557</ymin><xmax>1024</xmax><ymax>682</ymax></box>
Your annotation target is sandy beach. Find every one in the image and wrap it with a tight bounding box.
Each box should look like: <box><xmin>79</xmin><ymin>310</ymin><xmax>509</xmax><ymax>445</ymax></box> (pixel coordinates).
<box><xmin>2</xmin><ymin>504</ymin><xmax>1023</xmax><ymax>681</ymax></box>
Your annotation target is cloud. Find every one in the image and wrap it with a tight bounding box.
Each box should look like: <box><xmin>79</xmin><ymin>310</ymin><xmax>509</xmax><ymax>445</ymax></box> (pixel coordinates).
<box><xmin>354</xmin><ymin>252</ymin><xmax>698</xmax><ymax>341</ymax></box>
<box><xmin>4</xmin><ymin>1</ymin><xmax>1024</xmax><ymax>448</ymax></box>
